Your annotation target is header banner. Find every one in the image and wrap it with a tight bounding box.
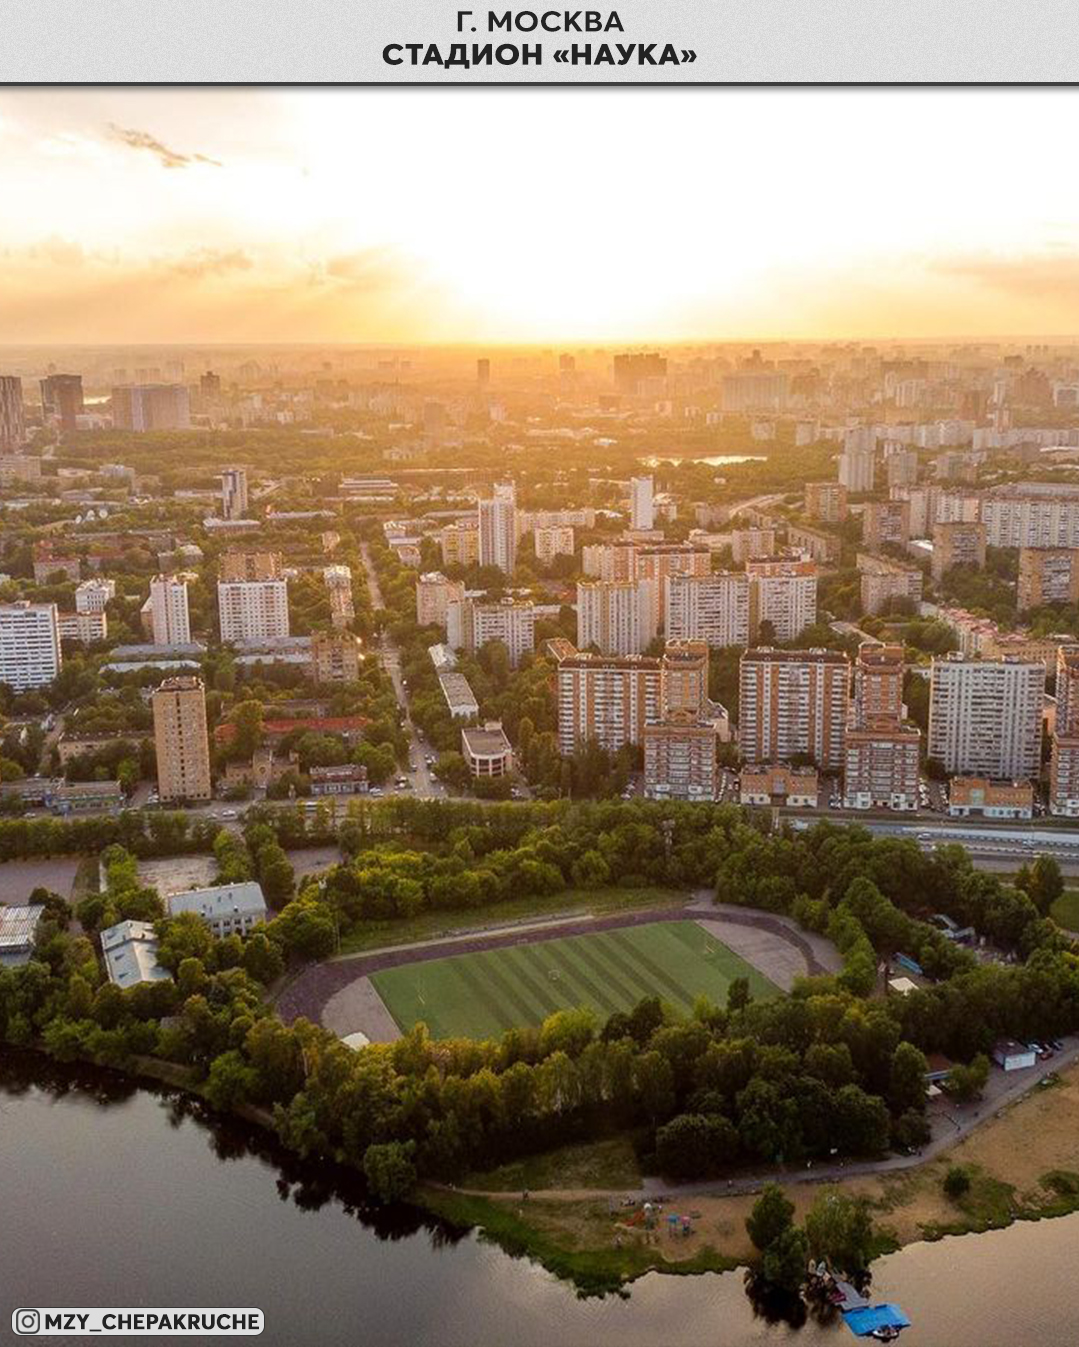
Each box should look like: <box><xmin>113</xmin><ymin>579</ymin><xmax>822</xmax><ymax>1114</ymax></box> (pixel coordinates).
<box><xmin>2</xmin><ymin>0</ymin><xmax>1078</xmax><ymax>83</ymax></box>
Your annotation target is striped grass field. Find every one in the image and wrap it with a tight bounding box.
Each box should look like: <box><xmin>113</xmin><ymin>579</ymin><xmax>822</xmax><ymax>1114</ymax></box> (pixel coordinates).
<box><xmin>369</xmin><ymin>920</ymin><xmax>779</xmax><ymax>1041</ymax></box>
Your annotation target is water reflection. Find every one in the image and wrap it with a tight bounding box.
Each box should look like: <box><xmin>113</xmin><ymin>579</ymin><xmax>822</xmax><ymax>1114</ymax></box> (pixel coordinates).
<box><xmin>2</xmin><ymin>1050</ymin><xmax>1077</xmax><ymax>1347</ymax></box>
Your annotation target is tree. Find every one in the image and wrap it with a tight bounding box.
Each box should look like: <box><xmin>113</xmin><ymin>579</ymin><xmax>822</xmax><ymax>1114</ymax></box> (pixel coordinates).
<box><xmin>1023</xmin><ymin>855</ymin><xmax>1064</xmax><ymax>916</ymax></box>
<box><xmin>761</xmin><ymin>1226</ymin><xmax>810</xmax><ymax>1294</ymax></box>
<box><xmin>746</xmin><ymin>1182</ymin><xmax>795</xmax><ymax>1252</ymax></box>
<box><xmin>888</xmin><ymin>1041</ymin><xmax>929</xmax><ymax>1115</ymax></box>
<box><xmin>727</xmin><ymin>977</ymin><xmax>751</xmax><ymax>1014</ymax></box>
<box><xmin>943</xmin><ymin>1166</ymin><xmax>971</xmax><ymax>1199</ymax></box>
<box><xmin>363</xmin><ymin>1141</ymin><xmax>417</xmax><ymax>1202</ymax></box>
<box><xmin>947</xmin><ymin>1053</ymin><xmax>990</xmax><ymax>1103</ymax></box>
<box><xmin>805</xmin><ymin>1191</ymin><xmax>875</xmax><ymax>1274</ymax></box>
<box><xmin>654</xmin><ymin>1113</ymin><xmax>738</xmax><ymax>1181</ymax></box>
<box><xmin>203</xmin><ymin>1049</ymin><xmax>257</xmax><ymax>1110</ymax></box>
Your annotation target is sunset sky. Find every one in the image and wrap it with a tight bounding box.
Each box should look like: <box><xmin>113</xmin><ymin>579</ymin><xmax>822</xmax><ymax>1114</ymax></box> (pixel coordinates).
<box><xmin>2</xmin><ymin>88</ymin><xmax>1079</xmax><ymax>345</ymax></box>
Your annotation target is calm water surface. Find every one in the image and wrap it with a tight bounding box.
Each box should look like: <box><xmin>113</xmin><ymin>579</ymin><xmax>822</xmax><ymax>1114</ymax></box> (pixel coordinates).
<box><xmin>0</xmin><ymin>1055</ymin><xmax>1075</xmax><ymax>1347</ymax></box>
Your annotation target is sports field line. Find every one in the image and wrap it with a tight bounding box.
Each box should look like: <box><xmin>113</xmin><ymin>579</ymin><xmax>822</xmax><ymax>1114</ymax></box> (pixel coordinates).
<box><xmin>539</xmin><ymin>938</ymin><xmax>621</xmax><ymax>1016</ymax></box>
<box><xmin>497</xmin><ymin>944</ymin><xmax>569</xmax><ymax>1019</ymax></box>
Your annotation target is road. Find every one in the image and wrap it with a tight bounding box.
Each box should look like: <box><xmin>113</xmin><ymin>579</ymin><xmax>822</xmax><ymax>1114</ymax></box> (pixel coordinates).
<box><xmin>359</xmin><ymin>541</ymin><xmax>440</xmax><ymax>800</ymax></box>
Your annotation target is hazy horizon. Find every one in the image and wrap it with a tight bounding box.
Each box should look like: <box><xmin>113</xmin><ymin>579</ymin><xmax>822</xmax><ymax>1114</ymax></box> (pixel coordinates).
<box><xmin>4</xmin><ymin>87</ymin><xmax>1079</xmax><ymax>346</ymax></box>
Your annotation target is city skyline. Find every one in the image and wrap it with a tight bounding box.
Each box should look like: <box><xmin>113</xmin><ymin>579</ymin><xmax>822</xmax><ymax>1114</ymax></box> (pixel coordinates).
<box><xmin>3</xmin><ymin>88</ymin><xmax>1079</xmax><ymax>344</ymax></box>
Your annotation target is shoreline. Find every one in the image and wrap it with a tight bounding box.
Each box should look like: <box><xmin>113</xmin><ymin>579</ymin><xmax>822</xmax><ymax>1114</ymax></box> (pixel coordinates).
<box><xmin>11</xmin><ymin>1040</ymin><xmax>1079</xmax><ymax>1297</ymax></box>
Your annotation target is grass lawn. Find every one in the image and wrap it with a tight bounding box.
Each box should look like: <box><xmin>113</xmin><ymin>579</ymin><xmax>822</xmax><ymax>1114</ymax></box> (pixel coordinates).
<box><xmin>1051</xmin><ymin>890</ymin><xmax>1079</xmax><ymax>932</ymax></box>
<box><xmin>369</xmin><ymin>919</ymin><xmax>779</xmax><ymax>1040</ymax></box>
<box><xmin>336</xmin><ymin>885</ymin><xmax>687</xmax><ymax>955</ymax></box>
<box><xmin>464</xmin><ymin>1136</ymin><xmax>641</xmax><ymax>1193</ymax></box>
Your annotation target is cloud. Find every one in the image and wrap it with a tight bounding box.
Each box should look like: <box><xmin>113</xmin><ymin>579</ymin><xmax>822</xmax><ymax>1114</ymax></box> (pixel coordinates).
<box><xmin>320</xmin><ymin>247</ymin><xmax>402</xmax><ymax>291</ymax></box>
<box><xmin>167</xmin><ymin>247</ymin><xmax>253</xmax><ymax>280</ymax></box>
<box><xmin>933</xmin><ymin>250</ymin><xmax>1079</xmax><ymax>303</ymax></box>
<box><xmin>107</xmin><ymin>123</ymin><xmax>222</xmax><ymax>169</ymax></box>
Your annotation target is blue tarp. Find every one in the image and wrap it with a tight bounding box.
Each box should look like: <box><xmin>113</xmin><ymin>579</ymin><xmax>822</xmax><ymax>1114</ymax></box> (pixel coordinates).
<box><xmin>843</xmin><ymin>1305</ymin><xmax>912</xmax><ymax>1337</ymax></box>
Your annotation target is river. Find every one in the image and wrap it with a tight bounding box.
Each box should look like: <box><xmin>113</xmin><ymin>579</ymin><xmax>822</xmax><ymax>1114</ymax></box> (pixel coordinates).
<box><xmin>1</xmin><ymin>1054</ymin><xmax>1074</xmax><ymax>1347</ymax></box>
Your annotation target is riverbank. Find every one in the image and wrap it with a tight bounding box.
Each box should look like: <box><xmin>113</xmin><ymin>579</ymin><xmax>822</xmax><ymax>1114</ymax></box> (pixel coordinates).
<box><xmin>420</xmin><ymin>1059</ymin><xmax>1079</xmax><ymax>1293</ymax></box>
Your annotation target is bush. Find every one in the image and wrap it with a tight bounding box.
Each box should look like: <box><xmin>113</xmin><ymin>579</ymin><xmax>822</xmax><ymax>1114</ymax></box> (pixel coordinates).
<box><xmin>943</xmin><ymin>1166</ymin><xmax>971</xmax><ymax>1199</ymax></box>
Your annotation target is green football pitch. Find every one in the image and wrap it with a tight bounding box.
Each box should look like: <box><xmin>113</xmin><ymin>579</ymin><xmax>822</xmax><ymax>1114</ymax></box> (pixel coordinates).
<box><xmin>369</xmin><ymin>920</ymin><xmax>779</xmax><ymax>1041</ymax></box>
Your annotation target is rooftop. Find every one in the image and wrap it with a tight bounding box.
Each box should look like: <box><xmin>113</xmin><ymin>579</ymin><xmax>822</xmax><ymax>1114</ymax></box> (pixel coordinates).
<box><xmin>167</xmin><ymin>881</ymin><xmax>268</xmax><ymax>921</ymax></box>
<box><xmin>100</xmin><ymin>919</ymin><xmax>172</xmax><ymax>989</ymax></box>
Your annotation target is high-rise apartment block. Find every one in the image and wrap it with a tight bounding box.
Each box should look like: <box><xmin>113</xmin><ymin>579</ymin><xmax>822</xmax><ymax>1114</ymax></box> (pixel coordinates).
<box><xmin>0</xmin><ymin>601</ymin><xmax>62</xmax><ymax>691</ymax></box>
<box><xmin>576</xmin><ymin>579</ymin><xmax>657</xmax><ymax>656</ymax></box>
<box><xmin>447</xmin><ymin>597</ymin><xmax>535</xmax><ymax>667</ymax></box>
<box><xmin>111</xmin><ymin>383</ymin><xmax>191</xmax><ymax>431</ymax></box>
<box><xmin>310</xmin><ymin>631</ymin><xmax>363</xmax><ymax>684</ymax></box>
<box><xmin>1018</xmin><ymin>547</ymin><xmax>1079</xmax><ymax>611</ymax></box>
<box><xmin>928</xmin><ymin>654</ymin><xmax>1044</xmax><ymax>780</ymax></box>
<box><xmin>838</xmin><ymin>428</ymin><xmax>875</xmax><ymax>493</ymax></box>
<box><xmin>557</xmin><ymin>652</ymin><xmax>662</xmax><ymax>756</ymax></box>
<box><xmin>149</xmin><ymin>574</ymin><xmax>192</xmax><ymax>645</ymax></box>
<box><xmin>1051</xmin><ymin>645</ymin><xmax>1079</xmax><ymax>815</ymax></box>
<box><xmin>665</xmin><ymin>572</ymin><xmax>750</xmax><ymax>648</ymax></box>
<box><xmin>220</xmin><ymin>467</ymin><xmax>249</xmax><ymax>520</ymax></box>
<box><xmin>218</xmin><ymin>554</ymin><xmax>289</xmax><ymax>642</ymax></box>
<box><xmin>416</xmin><ymin>572</ymin><xmax>466</xmax><ymax>628</ymax></box>
<box><xmin>857</xmin><ymin>553</ymin><xmax>924</xmax><ymax>615</ymax></box>
<box><xmin>40</xmin><ymin>374</ymin><xmax>84</xmax><ymax>432</ymax></box>
<box><xmin>152</xmin><ymin>675</ymin><xmax>212</xmax><ymax>803</ymax></box>
<box><xmin>804</xmin><ymin>480</ymin><xmax>849</xmax><ymax>523</ymax></box>
<box><xmin>980</xmin><ymin>484</ymin><xmax>1079</xmax><ymax>549</ymax></box>
<box><xmin>74</xmin><ymin>579</ymin><xmax>115</xmax><ymax>614</ymax></box>
<box><xmin>0</xmin><ymin>376</ymin><xmax>25</xmax><ymax>451</ymax></box>
<box><xmin>862</xmin><ymin>499</ymin><xmax>911</xmax><ymax>550</ymax></box>
<box><xmin>629</xmin><ymin>476</ymin><xmax>655</xmax><ymax>530</ymax></box>
<box><xmin>582</xmin><ymin>542</ymin><xmax>639</xmax><ymax>581</ymax></box>
<box><xmin>478</xmin><ymin>482</ymin><xmax>517</xmax><ymax>574</ymax></box>
<box><xmin>745</xmin><ymin>557</ymin><xmax>818</xmax><ymax>642</ymax></box>
<box><xmin>533</xmin><ymin>525</ymin><xmax>575</xmax><ymax>566</ymax></box>
<box><xmin>932</xmin><ymin>520</ymin><xmax>987</xmax><ymax>582</ymax></box>
<box><xmin>843</xmin><ymin>643</ymin><xmax>920</xmax><ymax>810</ymax></box>
<box><xmin>643</xmin><ymin>712</ymin><xmax>717</xmax><ymax>802</ymax></box>
<box><xmin>731</xmin><ymin>527</ymin><xmax>777</xmax><ymax>563</ymax></box>
<box><xmin>439</xmin><ymin>520</ymin><xmax>481</xmax><ymax>567</ymax></box>
<box><xmin>738</xmin><ymin>647</ymin><xmax>849</xmax><ymax>771</ymax></box>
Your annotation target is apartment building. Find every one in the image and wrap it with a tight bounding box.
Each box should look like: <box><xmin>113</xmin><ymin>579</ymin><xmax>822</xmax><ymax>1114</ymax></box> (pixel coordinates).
<box><xmin>787</xmin><ymin>524</ymin><xmax>841</xmax><ymax>565</ymax></box>
<box><xmin>576</xmin><ymin>579</ymin><xmax>657</xmax><ymax>656</ymax></box>
<box><xmin>731</xmin><ymin>527</ymin><xmax>777</xmax><ymax>563</ymax></box>
<box><xmin>630</xmin><ymin>475</ymin><xmax>654</xmax><ymax>530</ymax></box>
<box><xmin>220</xmin><ymin>467</ymin><xmax>248</xmax><ymax>520</ymax></box>
<box><xmin>932</xmin><ymin>520</ymin><xmax>987</xmax><ymax>582</ymax></box>
<box><xmin>843</xmin><ymin>643</ymin><xmax>920</xmax><ymax>810</ymax></box>
<box><xmin>643</xmin><ymin>711</ymin><xmax>717</xmax><ymax>801</ymax></box>
<box><xmin>478</xmin><ymin>482</ymin><xmax>517</xmax><ymax>573</ymax></box>
<box><xmin>0</xmin><ymin>376</ymin><xmax>26</xmax><ymax>450</ymax></box>
<box><xmin>74</xmin><ymin>579</ymin><xmax>115</xmax><ymax>614</ymax></box>
<box><xmin>152</xmin><ymin>675</ymin><xmax>212</xmax><ymax>803</ymax></box>
<box><xmin>556</xmin><ymin>651</ymin><xmax>663</xmax><ymax>755</ymax></box>
<box><xmin>447</xmin><ymin>596</ymin><xmax>535</xmax><ymax>666</ymax></box>
<box><xmin>665</xmin><ymin>572</ymin><xmax>750</xmax><ymax>648</ymax></box>
<box><xmin>439</xmin><ymin>519</ymin><xmax>480</xmax><ymax>567</ymax></box>
<box><xmin>149</xmin><ymin>574</ymin><xmax>191</xmax><ymax>645</ymax></box>
<box><xmin>980</xmin><ymin>483</ymin><xmax>1079</xmax><ymax>549</ymax></box>
<box><xmin>0</xmin><ymin>601</ymin><xmax>62</xmax><ymax>691</ymax></box>
<box><xmin>804</xmin><ymin>480</ymin><xmax>848</xmax><ymax>523</ymax></box>
<box><xmin>533</xmin><ymin>525</ymin><xmax>575</xmax><ymax>565</ymax></box>
<box><xmin>738</xmin><ymin>647</ymin><xmax>849</xmax><ymax>771</ymax></box>
<box><xmin>857</xmin><ymin>553</ymin><xmax>924</xmax><ymax>615</ymax></box>
<box><xmin>111</xmin><ymin>383</ymin><xmax>190</xmax><ymax>431</ymax></box>
<box><xmin>1017</xmin><ymin>547</ymin><xmax>1079</xmax><ymax>610</ymax></box>
<box><xmin>310</xmin><ymin>631</ymin><xmax>363</xmax><ymax>684</ymax></box>
<box><xmin>1050</xmin><ymin>645</ymin><xmax>1079</xmax><ymax>815</ymax></box>
<box><xmin>745</xmin><ymin>557</ymin><xmax>818</xmax><ymax>642</ymax></box>
<box><xmin>57</xmin><ymin>610</ymin><xmax>107</xmax><ymax>644</ymax></box>
<box><xmin>415</xmin><ymin>572</ymin><xmax>466</xmax><ymax>627</ymax></box>
<box><xmin>635</xmin><ymin>545</ymin><xmax>712</xmax><ymax>628</ymax></box>
<box><xmin>581</xmin><ymin>542</ymin><xmax>638</xmax><ymax>581</ymax></box>
<box><xmin>862</xmin><ymin>499</ymin><xmax>911</xmax><ymax>550</ymax></box>
<box><xmin>660</xmin><ymin>639</ymin><xmax>709</xmax><ymax>716</ymax></box>
<box><xmin>217</xmin><ymin>569</ymin><xmax>290</xmax><ymax>643</ymax></box>
<box><xmin>927</xmin><ymin>654</ymin><xmax>1044</xmax><ymax>780</ymax></box>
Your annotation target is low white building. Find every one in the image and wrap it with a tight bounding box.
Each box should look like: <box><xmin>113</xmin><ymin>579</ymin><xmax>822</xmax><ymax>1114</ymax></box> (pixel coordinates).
<box><xmin>992</xmin><ymin>1040</ymin><xmax>1037</xmax><ymax>1072</ymax></box>
<box><xmin>101</xmin><ymin>919</ymin><xmax>172</xmax><ymax>989</ymax></box>
<box><xmin>461</xmin><ymin>721</ymin><xmax>514</xmax><ymax>778</ymax></box>
<box><xmin>0</xmin><ymin>904</ymin><xmax>44</xmax><ymax>968</ymax></box>
<box><xmin>166</xmin><ymin>881</ymin><xmax>268</xmax><ymax>937</ymax></box>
